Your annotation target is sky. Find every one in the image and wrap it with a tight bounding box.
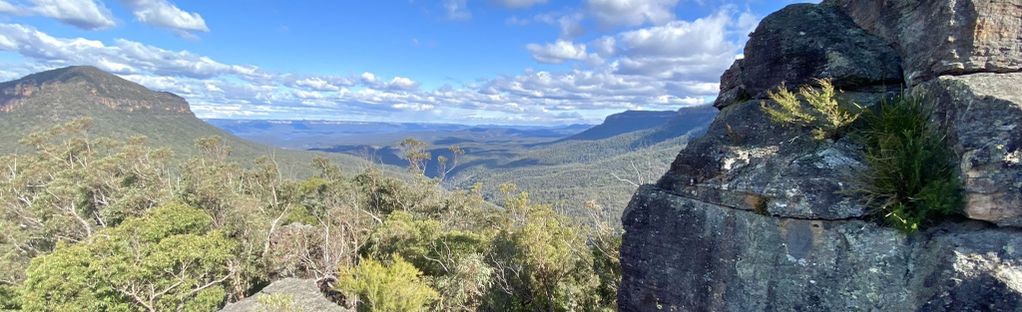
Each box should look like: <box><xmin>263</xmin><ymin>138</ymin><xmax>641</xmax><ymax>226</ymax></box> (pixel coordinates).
<box><xmin>0</xmin><ymin>0</ymin><xmax>812</xmax><ymax>125</ymax></box>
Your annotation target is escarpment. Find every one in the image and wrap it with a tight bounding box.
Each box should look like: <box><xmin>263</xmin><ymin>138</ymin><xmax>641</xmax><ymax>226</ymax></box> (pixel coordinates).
<box><xmin>619</xmin><ymin>1</ymin><xmax>1022</xmax><ymax>311</ymax></box>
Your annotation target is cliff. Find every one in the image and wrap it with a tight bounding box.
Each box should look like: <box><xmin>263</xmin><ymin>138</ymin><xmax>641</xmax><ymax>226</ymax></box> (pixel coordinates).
<box><xmin>618</xmin><ymin>1</ymin><xmax>1022</xmax><ymax>311</ymax></box>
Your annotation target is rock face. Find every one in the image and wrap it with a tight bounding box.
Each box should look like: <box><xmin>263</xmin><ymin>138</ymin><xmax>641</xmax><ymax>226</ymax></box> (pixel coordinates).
<box><xmin>715</xmin><ymin>4</ymin><xmax>902</xmax><ymax>109</ymax></box>
<box><xmin>915</xmin><ymin>73</ymin><xmax>1022</xmax><ymax>227</ymax></box>
<box><xmin>829</xmin><ymin>0</ymin><xmax>1022</xmax><ymax>83</ymax></box>
<box><xmin>620</xmin><ymin>186</ymin><xmax>1022</xmax><ymax>311</ymax></box>
<box><xmin>220</xmin><ymin>278</ymin><xmax>351</xmax><ymax>312</ymax></box>
<box><xmin>620</xmin><ymin>1</ymin><xmax>1022</xmax><ymax>311</ymax></box>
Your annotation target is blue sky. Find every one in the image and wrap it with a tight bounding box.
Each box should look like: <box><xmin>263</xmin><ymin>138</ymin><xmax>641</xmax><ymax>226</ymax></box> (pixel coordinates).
<box><xmin>0</xmin><ymin>0</ymin><xmax>811</xmax><ymax>125</ymax></box>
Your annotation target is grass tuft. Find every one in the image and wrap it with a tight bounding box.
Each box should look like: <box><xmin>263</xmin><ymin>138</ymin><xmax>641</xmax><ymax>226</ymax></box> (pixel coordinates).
<box><xmin>853</xmin><ymin>95</ymin><xmax>963</xmax><ymax>233</ymax></box>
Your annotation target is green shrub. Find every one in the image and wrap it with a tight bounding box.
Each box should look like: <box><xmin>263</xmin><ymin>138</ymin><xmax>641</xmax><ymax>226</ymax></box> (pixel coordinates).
<box><xmin>854</xmin><ymin>95</ymin><xmax>963</xmax><ymax>233</ymax></box>
<box><xmin>336</xmin><ymin>256</ymin><xmax>438</xmax><ymax>312</ymax></box>
<box><xmin>761</xmin><ymin>79</ymin><xmax>861</xmax><ymax>140</ymax></box>
<box><xmin>20</xmin><ymin>203</ymin><xmax>237</xmax><ymax>311</ymax></box>
<box><xmin>0</xmin><ymin>285</ymin><xmax>18</xmax><ymax>310</ymax></box>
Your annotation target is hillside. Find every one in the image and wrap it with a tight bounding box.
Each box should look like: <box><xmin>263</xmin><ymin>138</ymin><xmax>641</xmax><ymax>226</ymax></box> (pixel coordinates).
<box><xmin>302</xmin><ymin>105</ymin><xmax>716</xmax><ymax>223</ymax></box>
<box><xmin>0</xmin><ymin>66</ymin><xmax>368</xmax><ymax>176</ymax></box>
<box><xmin>559</xmin><ymin>110</ymin><xmax>677</xmax><ymax>141</ymax></box>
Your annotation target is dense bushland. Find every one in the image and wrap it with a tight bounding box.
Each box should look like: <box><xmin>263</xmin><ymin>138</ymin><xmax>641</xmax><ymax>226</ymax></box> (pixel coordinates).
<box><xmin>0</xmin><ymin>119</ymin><xmax>620</xmax><ymax>311</ymax></box>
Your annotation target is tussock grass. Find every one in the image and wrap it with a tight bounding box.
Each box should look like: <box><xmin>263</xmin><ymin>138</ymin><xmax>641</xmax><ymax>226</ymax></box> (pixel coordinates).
<box><xmin>853</xmin><ymin>95</ymin><xmax>962</xmax><ymax>233</ymax></box>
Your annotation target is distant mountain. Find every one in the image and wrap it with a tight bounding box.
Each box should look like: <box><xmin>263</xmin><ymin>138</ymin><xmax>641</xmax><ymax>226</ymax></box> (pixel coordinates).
<box><xmin>553</xmin><ymin>105</ymin><xmax>717</xmax><ymax>147</ymax></box>
<box><xmin>635</xmin><ymin>104</ymin><xmax>719</xmax><ymax>146</ymax></box>
<box><xmin>562</xmin><ymin>110</ymin><xmax>679</xmax><ymax>141</ymax></box>
<box><xmin>0</xmin><ymin>66</ymin><xmax>365</xmax><ymax>175</ymax></box>
<box><xmin>208</xmin><ymin>118</ymin><xmax>590</xmax><ymax>149</ymax></box>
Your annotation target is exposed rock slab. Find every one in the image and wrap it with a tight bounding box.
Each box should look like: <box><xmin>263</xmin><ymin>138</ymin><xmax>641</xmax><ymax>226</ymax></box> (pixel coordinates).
<box><xmin>715</xmin><ymin>3</ymin><xmax>902</xmax><ymax>109</ymax></box>
<box><xmin>829</xmin><ymin>0</ymin><xmax>1022</xmax><ymax>83</ymax></box>
<box><xmin>661</xmin><ymin>95</ymin><xmax>894</xmax><ymax>220</ymax></box>
<box><xmin>220</xmin><ymin>278</ymin><xmax>350</xmax><ymax>312</ymax></box>
<box><xmin>914</xmin><ymin>72</ymin><xmax>1022</xmax><ymax>227</ymax></box>
<box><xmin>619</xmin><ymin>186</ymin><xmax>1022</xmax><ymax>312</ymax></box>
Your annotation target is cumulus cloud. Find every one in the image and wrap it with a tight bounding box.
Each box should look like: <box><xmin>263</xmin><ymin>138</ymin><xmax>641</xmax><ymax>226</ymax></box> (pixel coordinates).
<box><xmin>0</xmin><ymin>5</ymin><xmax>751</xmax><ymax>124</ymax></box>
<box><xmin>526</xmin><ymin>40</ymin><xmax>593</xmax><ymax>64</ymax></box>
<box><xmin>610</xmin><ymin>10</ymin><xmax>738</xmax><ymax>79</ymax></box>
<box><xmin>587</xmin><ymin>0</ymin><xmax>678</xmax><ymax>27</ymax></box>
<box><xmin>0</xmin><ymin>0</ymin><xmax>16</xmax><ymax>13</ymax></box>
<box><xmin>18</xmin><ymin>0</ymin><xmax>117</xmax><ymax>29</ymax></box>
<box><xmin>388</xmin><ymin>76</ymin><xmax>418</xmax><ymax>90</ymax></box>
<box><xmin>118</xmin><ymin>0</ymin><xmax>209</xmax><ymax>35</ymax></box>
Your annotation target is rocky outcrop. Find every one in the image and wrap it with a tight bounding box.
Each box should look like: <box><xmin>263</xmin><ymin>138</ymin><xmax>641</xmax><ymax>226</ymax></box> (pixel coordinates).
<box><xmin>620</xmin><ymin>186</ymin><xmax>1022</xmax><ymax>311</ymax></box>
<box><xmin>829</xmin><ymin>0</ymin><xmax>1022</xmax><ymax>83</ymax></box>
<box><xmin>915</xmin><ymin>73</ymin><xmax>1022</xmax><ymax>227</ymax></box>
<box><xmin>219</xmin><ymin>278</ymin><xmax>351</xmax><ymax>312</ymax></box>
<box><xmin>714</xmin><ymin>4</ymin><xmax>902</xmax><ymax>109</ymax></box>
<box><xmin>620</xmin><ymin>1</ymin><xmax>1022</xmax><ymax>311</ymax></box>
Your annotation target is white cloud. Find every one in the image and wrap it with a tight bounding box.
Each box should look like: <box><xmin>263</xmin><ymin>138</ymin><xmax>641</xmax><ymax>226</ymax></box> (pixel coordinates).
<box><xmin>497</xmin><ymin>0</ymin><xmax>547</xmax><ymax>9</ymax></box>
<box><xmin>0</xmin><ymin>0</ymin><xmax>17</xmax><ymax>13</ymax></box>
<box><xmin>526</xmin><ymin>40</ymin><xmax>592</xmax><ymax>64</ymax></box>
<box><xmin>442</xmin><ymin>0</ymin><xmax>470</xmax><ymax>20</ymax></box>
<box><xmin>587</xmin><ymin>0</ymin><xmax>678</xmax><ymax>27</ymax></box>
<box><xmin>118</xmin><ymin>0</ymin><xmax>209</xmax><ymax>35</ymax></box>
<box><xmin>24</xmin><ymin>0</ymin><xmax>116</xmax><ymax>30</ymax></box>
<box><xmin>388</xmin><ymin>76</ymin><xmax>418</xmax><ymax>90</ymax></box>
<box><xmin>292</xmin><ymin>76</ymin><xmax>348</xmax><ymax>91</ymax></box>
<box><xmin>591</xmin><ymin>36</ymin><xmax>615</xmax><ymax>57</ymax></box>
<box><xmin>360</xmin><ymin>72</ymin><xmax>377</xmax><ymax>83</ymax></box>
<box><xmin>0</xmin><ymin>5</ymin><xmax>749</xmax><ymax>124</ymax></box>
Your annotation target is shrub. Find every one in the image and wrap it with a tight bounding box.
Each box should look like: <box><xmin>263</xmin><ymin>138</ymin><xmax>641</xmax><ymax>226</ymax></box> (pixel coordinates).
<box><xmin>854</xmin><ymin>95</ymin><xmax>963</xmax><ymax>233</ymax></box>
<box><xmin>20</xmin><ymin>203</ymin><xmax>237</xmax><ymax>311</ymax></box>
<box><xmin>761</xmin><ymin>79</ymin><xmax>861</xmax><ymax>140</ymax></box>
<box><xmin>336</xmin><ymin>256</ymin><xmax>438</xmax><ymax>312</ymax></box>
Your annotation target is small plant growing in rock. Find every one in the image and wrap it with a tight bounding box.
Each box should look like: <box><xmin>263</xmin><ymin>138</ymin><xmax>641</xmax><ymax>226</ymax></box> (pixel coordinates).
<box><xmin>854</xmin><ymin>95</ymin><xmax>963</xmax><ymax>233</ymax></box>
<box><xmin>257</xmin><ymin>293</ymin><xmax>301</xmax><ymax>312</ymax></box>
<box><xmin>761</xmin><ymin>79</ymin><xmax>861</xmax><ymax>140</ymax></box>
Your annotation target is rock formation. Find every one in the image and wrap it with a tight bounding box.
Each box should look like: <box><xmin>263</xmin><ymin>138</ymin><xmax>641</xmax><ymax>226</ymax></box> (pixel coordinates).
<box><xmin>619</xmin><ymin>1</ymin><xmax>1022</xmax><ymax>311</ymax></box>
<box><xmin>219</xmin><ymin>278</ymin><xmax>352</xmax><ymax>312</ymax></box>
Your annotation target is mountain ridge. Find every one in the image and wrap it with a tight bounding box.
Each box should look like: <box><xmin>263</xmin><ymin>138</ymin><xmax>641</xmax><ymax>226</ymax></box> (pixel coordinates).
<box><xmin>0</xmin><ymin>66</ymin><xmax>369</xmax><ymax>176</ymax></box>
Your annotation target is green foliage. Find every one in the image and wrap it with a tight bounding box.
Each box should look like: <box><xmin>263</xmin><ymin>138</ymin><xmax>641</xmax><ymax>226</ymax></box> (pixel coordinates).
<box><xmin>364</xmin><ymin>211</ymin><xmax>493</xmax><ymax>311</ymax></box>
<box><xmin>20</xmin><ymin>203</ymin><xmax>236</xmax><ymax>311</ymax></box>
<box><xmin>365</xmin><ymin>211</ymin><xmax>488</xmax><ymax>276</ymax></box>
<box><xmin>400</xmin><ymin>138</ymin><xmax>431</xmax><ymax>175</ymax></box>
<box><xmin>336</xmin><ymin>256</ymin><xmax>439</xmax><ymax>312</ymax></box>
<box><xmin>854</xmin><ymin>95</ymin><xmax>963</xmax><ymax>233</ymax></box>
<box><xmin>256</xmin><ymin>293</ymin><xmax>300</xmax><ymax>312</ymax></box>
<box><xmin>482</xmin><ymin>185</ymin><xmax>610</xmax><ymax>312</ymax></box>
<box><xmin>0</xmin><ymin>285</ymin><xmax>18</xmax><ymax>310</ymax></box>
<box><xmin>0</xmin><ymin>121</ymin><xmax>622</xmax><ymax>311</ymax></box>
<box><xmin>761</xmin><ymin>79</ymin><xmax>861</xmax><ymax>140</ymax></box>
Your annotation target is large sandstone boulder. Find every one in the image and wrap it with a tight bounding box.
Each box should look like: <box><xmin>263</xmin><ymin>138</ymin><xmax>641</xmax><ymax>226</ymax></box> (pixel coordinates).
<box><xmin>619</xmin><ymin>186</ymin><xmax>1022</xmax><ymax>311</ymax></box>
<box><xmin>619</xmin><ymin>0</ymin><xmax>1022</xmax><ymax>310</ymax></box>
<box><xmin>220</xmin><ymin>278</ymin><xmax>351</xmax><ymax>312</ymax></box>
<box><xmin>829</xmin><ymin>0</ymin><xmax>1022</xmax><ymax>83</ymax></box>
<box><xmin>915</xmin><ymin>72</ymin><xmax>1022</xmax><ymax>227</ymax></box>
<box><xmin>660</xmin><ymin>98</ymin><xmax>879</xmax><ymax>220</ymax></box>
<box><xmin>715</xmin><ymin>3</ymin><xmax>902</xmax><ymax>109</ymax></box>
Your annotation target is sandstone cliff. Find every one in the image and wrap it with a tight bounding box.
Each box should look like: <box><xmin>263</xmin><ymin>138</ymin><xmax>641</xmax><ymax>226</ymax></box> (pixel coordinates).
<box><xmin>619</xmin><ymin>1</ymin><xmax>1022</xmax><ymax>311</ymax></box>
